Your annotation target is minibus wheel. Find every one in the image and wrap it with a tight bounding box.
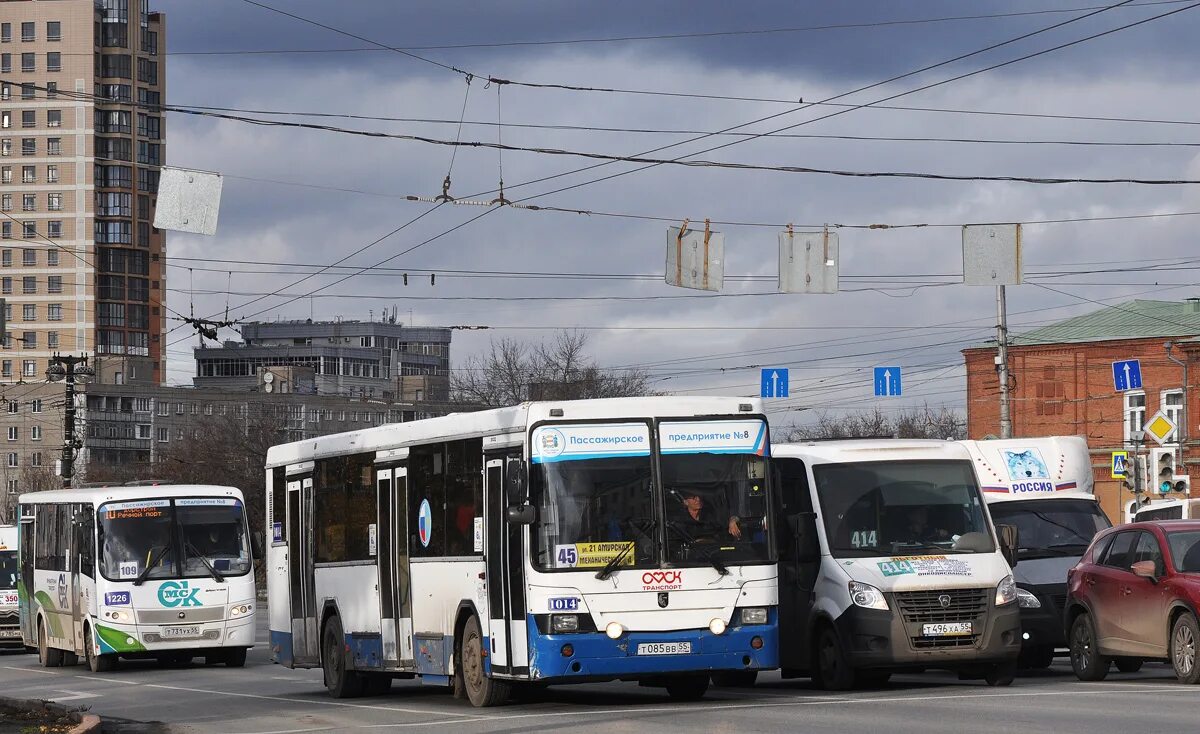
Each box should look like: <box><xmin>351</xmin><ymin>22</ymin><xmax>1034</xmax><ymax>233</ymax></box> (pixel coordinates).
<box><xmin>1069</xmin><ymin>613</ymin><xmax>1109</xmax><ymax>681</ymax></box>
<box><xmin>84</xmin><ymin>625</ymin><xmax>115</xmax><ymax>673</ymax></box>
<box><xmin>813</xmin><ymin>625</ymin><xmax>855</xmax><ymax>691</ymax></box>
<box><xmin>1170</xmin><ymin>613</ymin><xmax>1200</xmax><ymax>684</ymax></box>
<box><xmin>460</xmin><ymin>615</ymin><xmax>510</xmax><ymax>707</ymax></box>
<box><xmin>322</xmin><ymin>616</ymin><xmax>364</xmax><ymax>698</ymax></box>
<box><xmin>37</xmin><ymin>618</ymin><xmax>62</xmax><ymax>668</ymax></box>
<box><xmin>225</xmin><ymin>648</ymin><xmax>247</xmax><ymax>668</ymax></box>
<box><xmin>984</xmin><ymin>662</ymin><xmax>1016</xmax><ymax>687</ymax></box>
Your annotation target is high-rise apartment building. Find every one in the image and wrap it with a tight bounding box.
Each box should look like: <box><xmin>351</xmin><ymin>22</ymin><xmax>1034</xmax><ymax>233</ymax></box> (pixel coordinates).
<box><xmin>0</xmin><ymin>0</ymin><xmax>166</xmax><ymax>386</ymax></box>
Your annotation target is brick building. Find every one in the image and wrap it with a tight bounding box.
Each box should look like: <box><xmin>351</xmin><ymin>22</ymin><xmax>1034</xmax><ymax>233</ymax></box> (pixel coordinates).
<box><xmin>963</xmin><ymin>298</ymin><xmax>1200</xmax><ymax>522</ymax></box>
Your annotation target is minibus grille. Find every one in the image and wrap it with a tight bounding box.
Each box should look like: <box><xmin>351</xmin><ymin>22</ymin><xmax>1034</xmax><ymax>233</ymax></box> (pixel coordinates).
<box><xmin>894</xmin><ymin>589</ymin><xmax>988</xmax><ymax>624</ymax></box>
<box><xmin>138</xmin><ymin>607</ymin><xmax>225</xmax><ymax>624</ymax></box>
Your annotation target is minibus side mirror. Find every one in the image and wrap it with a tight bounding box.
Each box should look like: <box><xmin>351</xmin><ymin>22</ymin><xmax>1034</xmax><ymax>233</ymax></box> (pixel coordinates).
<box><xmin>792</xmin><ymin>512</ymin><xmax>821</xmax><ymax>563</ymax></box>
<box><xmin>506</xmin><ymin>460</ymin><xmax>528</xmax><ymax>505</ymax></box>
<box><xmin>506</xmin><ymin>506</ymin><xmax>537</xmax><ymax>525</ymax></box>
<box><xmin>997</xmin><ymin>523</ymin><xmax>1019</xmax><ymax>569</ymax></box>
<box><xmin>250</xmin><ymin>531</ymin><xmax>265</xmax><ymax>560</ymax></box>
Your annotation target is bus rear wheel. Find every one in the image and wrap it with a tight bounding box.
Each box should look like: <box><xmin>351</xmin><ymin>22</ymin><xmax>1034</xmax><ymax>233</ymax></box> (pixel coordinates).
<box><xmin>322</xmin><ymin>616</ymin><xmax>364</xmax><ymax>698</ymax></box>
<box><xmin>460</xmin><ymin>615</ymin><xmax>510</xmax><ymax>707</ymax></box>
<box><xmin>84</xmin><ymin>626</ymin><xmax>116</xmax><ymax>673</ymax></box>
<box><xmin>37</xmin><ymin>619</ymin><xmax>62</xmax><ymax>668</ymax></box>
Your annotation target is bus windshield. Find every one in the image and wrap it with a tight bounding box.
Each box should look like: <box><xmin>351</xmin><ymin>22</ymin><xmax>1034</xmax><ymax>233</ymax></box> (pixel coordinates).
<box><xmin>0</xmin><ymin>551</ymin><xmax>15</xmax><ymax>590</ymax></box>
<box><xmin>98</xmin><ymin>498</ymin><xmax>251</xmax><ymax>582</ymax></box>
<box><xmin>814</xmin><ymin>460</ymin><xmax>993</xmax><ymax>558</ymax></box>
<box><xmin>988</xmin><ymin>498</ymin><xmax>1110</xmax><ymax>560</ymax></box>
<box><xmin>662</xmin><ymin>452</ymin><xmax>770</xmax><ymax>566</ymax></box>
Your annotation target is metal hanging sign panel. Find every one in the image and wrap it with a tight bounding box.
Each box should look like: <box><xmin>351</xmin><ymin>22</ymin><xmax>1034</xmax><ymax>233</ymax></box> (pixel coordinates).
<box><xmin>779</xmin><ymin>228</ymin><xmax>839</xmax><ymax>294</ymax></box>
<box><xmin>962</xmin><ymin>223</ymin><xmax>1022</xmax><ymax>286</ymax></box>
<box><xmin>665</xmin><ymin>220</ymin><xmax>724</xmax><ymax>292</ymax></box>
<box><xmin>154</xmin><ymin>166</ymin><xmax>224</xmax><ymax>235</ymax></box>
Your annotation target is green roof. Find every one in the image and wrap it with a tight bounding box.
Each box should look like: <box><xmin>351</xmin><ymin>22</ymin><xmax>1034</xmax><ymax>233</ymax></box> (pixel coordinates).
<box><xmin>1009</xmin><ymin>299</ymin><xmax>1200</xmax><ymax>347</ymax></box>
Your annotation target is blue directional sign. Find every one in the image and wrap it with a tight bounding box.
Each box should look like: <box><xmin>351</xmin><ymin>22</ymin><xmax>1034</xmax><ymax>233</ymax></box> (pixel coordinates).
<box><xmin>761</xmin><ymin>368</ymin><xmax>789</xmax><ymax>398</ymax></box>
<box><xmin>874</xmin><ymin>366</ymin><xmax>902</xmax><ymax>397</ymax></box>
<box><xmin>1112</xmin><ymin>359</ymin><xmax>1142</xmax><ymax>392</ymax></box>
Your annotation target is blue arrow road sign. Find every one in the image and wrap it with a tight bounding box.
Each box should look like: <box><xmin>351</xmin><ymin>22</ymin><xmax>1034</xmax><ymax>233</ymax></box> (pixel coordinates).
<box><xmin>874</xmin><ymin>367</ymin><xmax>902</xmax><ymax>397</ymax></box>
<box><xmin>1112</xmin><ymin>359</ymin><xmax>1142</xmax><ymax>391</ymax></box>
<box><xmin>761</xmin><ymin>368</ymin><xmax>789</xmax><ymax>398</ymax></box>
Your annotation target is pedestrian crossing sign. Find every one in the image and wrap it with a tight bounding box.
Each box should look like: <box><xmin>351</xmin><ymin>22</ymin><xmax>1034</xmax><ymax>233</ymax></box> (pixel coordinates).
<box><xmin>1111</xmin><ymin>451</ymin><xmax>1128</xmax><ymax>479</ymax></box>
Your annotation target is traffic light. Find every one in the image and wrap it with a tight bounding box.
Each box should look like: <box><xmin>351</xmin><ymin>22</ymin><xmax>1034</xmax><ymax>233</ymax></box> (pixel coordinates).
<box><xmin>1151</xmin><ymin>448</ymin><xmax>1178</xmax><ymax>495</ymax></box>
<box><xmin>1172</xmin><ymin>472</ymin><xmax>1191</xmax><ymax>495</ymax></box>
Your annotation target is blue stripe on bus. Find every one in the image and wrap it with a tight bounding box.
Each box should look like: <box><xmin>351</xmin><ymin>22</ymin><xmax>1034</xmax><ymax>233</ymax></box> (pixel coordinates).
<box><xmin>532</xmin><ymin>450</ymin><xmax>651</xmax><ymax>464</ymax></box>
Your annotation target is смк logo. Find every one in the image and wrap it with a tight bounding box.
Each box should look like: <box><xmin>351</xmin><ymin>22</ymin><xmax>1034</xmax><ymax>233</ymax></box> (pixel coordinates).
<box><xmin>158</xmin><ymin>581</ymin><xmax>201</xmax><ymax>608</ymax></box>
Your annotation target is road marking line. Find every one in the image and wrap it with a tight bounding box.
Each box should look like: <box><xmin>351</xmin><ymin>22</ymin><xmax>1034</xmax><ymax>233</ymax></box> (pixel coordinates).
<box><xmin>141</xmin><ymin>683</ymin><xmax>466</xmax><ymax>717</ymax></box>
<box><xmin>3</xmin><ymin>666</ymin><xmax>59</xmax><ymax>675</ymax></box>
<box><xmin>47</xmin><ymin>690</ymin><xmax>100</xmax><ymax>703</ymax></box>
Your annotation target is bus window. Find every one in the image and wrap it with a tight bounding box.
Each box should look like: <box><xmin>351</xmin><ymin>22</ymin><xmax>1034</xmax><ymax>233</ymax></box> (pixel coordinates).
<box><xmin>271</xmin><ymin>466</ymin><xmax>286</xmax><ymax>544</ymax></box>
<box><xmin>445</xmin><ymin>439</ymin><xmax>482</xmax><ymax>556</ymax></box>
<box><xmin>98</xmin><ymin>500</ymin><xmax>174</xmax><ymax>580</ymax></box>
<box><xmin>409</xmin><ymin>443</ymin><xmax>446</xmax><ymax>557</ymax></box>
<box><xmin>313</xmin><ymin>453</ymin><xmax>375</xmax><ymax>563</ymax></box>
<box><xmin>177</xmin><ymin>499</ymin><xmax>251</xmax><ymax>577</ymax></box>
<box><xmin>0</xmin><ymin>546</ymin><xmax>15</xmax><ymax>589</ymax></box>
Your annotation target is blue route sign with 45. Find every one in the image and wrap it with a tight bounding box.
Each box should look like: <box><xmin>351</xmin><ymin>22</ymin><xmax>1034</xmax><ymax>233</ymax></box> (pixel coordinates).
<box><xmin>873</xmin><ymin>366</ymin><xmax>902</xmax><ymax>397</ymax></box>
<box><xmin>1112</xmin><ymin>359</ymin><xmax>1142</xmax><ymax>391</ymax></box>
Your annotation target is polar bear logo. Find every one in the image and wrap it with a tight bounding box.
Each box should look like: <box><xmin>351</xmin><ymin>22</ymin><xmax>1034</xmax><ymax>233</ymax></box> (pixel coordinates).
<box><xmin>1004</xmin><ymin>449</ymin><xmax>1049</xmax><ymax>480</ymax></box>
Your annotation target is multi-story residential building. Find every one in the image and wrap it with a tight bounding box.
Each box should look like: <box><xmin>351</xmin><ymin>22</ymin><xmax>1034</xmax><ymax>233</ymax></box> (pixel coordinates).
<box><xmin>193</xmin><ymin>319</ymin><xmax>452</xmax><ymax>403</ymax></box>
<box><xmin>0</xmin><ymin>0</ymin><xmax>167</xmax><ymax>386</ymax></box>
<box><xmin>963</xmin><ymin>298</ymin><xmax>1200</xmax><ymax>522</ymax></box>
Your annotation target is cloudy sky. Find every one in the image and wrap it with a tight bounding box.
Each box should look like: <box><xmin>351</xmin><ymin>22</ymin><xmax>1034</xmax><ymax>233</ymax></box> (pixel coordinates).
<box><xmin>154</xmin><ymin>0</ymin><xmax>1200</xmax><ymax>431</ymax></box>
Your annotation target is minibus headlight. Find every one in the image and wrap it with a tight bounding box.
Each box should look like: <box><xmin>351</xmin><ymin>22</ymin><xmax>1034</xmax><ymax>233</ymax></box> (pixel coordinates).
<box><xmin>551</xmin><ymin>614</ymin><xmax>579</xmax><ymax>633</ymax></box>
<box><xmin>229</xmin><ymin>604</ymin><xmax>253</xmax><ymax>618</ymax></box>
<box><xmin>995</xmin><ymin>575</ymin><xmax>1018</xmax><ymax>607</ymax></box>
<box><xmin>849</xmin><ymin>581</ymin><xmax>888</xmax><ymax>611</ymax></box>
<box><xmin>739</xmin><ymin>607</ymin><xmax>769</xmax><ymax>625</ymax></box>
<box><xmin>1016</xmin><ymin>587</ymin><xmax>1041</xmax><ymax>609</ymax></box>
<box><xmin>106</xmin><ymin>610</ymin><xmax>129</xmax><ymax>622</ymax></box>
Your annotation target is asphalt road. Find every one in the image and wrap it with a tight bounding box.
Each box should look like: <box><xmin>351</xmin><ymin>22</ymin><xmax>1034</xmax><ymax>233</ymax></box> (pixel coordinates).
<box><xmin>0</xmin><ymin>615</ymin><xmax>1197</xmax><ymax>734</ymax></box>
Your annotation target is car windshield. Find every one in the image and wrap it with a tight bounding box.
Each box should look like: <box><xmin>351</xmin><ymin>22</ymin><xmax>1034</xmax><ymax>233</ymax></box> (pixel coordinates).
<box><xmin>814</xmin><ymin>459</ymin><xmax>993</xmax><ymax>558</ymax></box>
<box><xmin>531</xmin><ymin>422</ymin><xmax>656</xmax><ymax>571</ymax></box>
<box><xmin>0</xmin><ymin>550</ymin><xmax>16</xmax><ymax>590</ymax></box>
<box><xmin>98</xmin><ymin>497</ymin><xmax>250</xmax><ymax>582</ymax></box>
<box><xmin>988</xmin><ymin>498</ymin><xmax>1111</xmax><ymax>560</ymax></box>
<box><xmin>1166</xmin><ymin>530</ymin><xmax>1200</xmax><ymax>573</ymax></box>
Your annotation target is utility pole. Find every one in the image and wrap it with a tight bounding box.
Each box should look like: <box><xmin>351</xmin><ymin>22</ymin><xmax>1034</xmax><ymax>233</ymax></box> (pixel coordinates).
<box><xmin>996</xmin><ymin>285</ymin><xmax>1012</xmax><ymax>439</ymax></box>
<box><xmin>46</xmin><ymin>354</ymin><xmax>94</xmax><ymax>488</ymax></box>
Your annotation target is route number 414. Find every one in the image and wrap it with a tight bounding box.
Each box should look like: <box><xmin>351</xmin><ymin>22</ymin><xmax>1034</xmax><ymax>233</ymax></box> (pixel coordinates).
<box><xmin>851</xmin><ymin>530</ymin><xmax>877</xmax><ymax>548</ymax></box>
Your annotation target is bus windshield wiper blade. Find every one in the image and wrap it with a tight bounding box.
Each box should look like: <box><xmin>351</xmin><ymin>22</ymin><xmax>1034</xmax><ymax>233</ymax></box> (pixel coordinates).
<box><xmin>185</xmin><ymin>540</ymin><xmax>225</xmax><ymax>583</ymax></box>
<box><xmin>133</xmin><ymin>545</ymin><xmax>170</xmax><ymax>586</ymax></box>
<box><xmin>595</xmin><ymin>541</ymin><xmax>635</xmax><ymax>581</ymax></box>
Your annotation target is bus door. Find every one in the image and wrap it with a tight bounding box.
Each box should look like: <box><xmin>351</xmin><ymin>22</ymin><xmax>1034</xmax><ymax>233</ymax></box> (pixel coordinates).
<box><xmin>18</xmin><ymin>507</ymin><xmax>34</xmax><ymax>642</ymax></box>
<box><xmin>484</xmin><ymin>452</ymin><xmax>528</xmax><ymax>676</ymax></box>
<box><xmin>287</xmin><ymin>475</ymin><xmax>319</xmax><ymax>665</ymax></box>
<box><xmin>376</xmin><ymin>461</ymin><xmax>414</xmax><ymax>669</ymax></box>
<box><xmin>69</xmin><ymin>504</ymin><xmax>92</xmax><ymax>655</ymax></box>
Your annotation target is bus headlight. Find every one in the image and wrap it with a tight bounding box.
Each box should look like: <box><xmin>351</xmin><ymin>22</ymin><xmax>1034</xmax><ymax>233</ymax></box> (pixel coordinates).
<box><xmin>229</xmin><ymin>604</ymin><xmax>253</xmax><ymax>618</ymax></box>
<box><xmin>995</xmin><ymin>576</ymin><xmax>1018</xmax><ymax>607</ymax></box>
<box><xmin>849</xmin><ymin>581</ymin><xmax>888</xmax><ymax>611</ymax></box>
<box><xmin>106</xmin><ymin>610</ymin><xmax>129</xmax><ymax>622</ymax></box>
<box><xmin>551</xmin><ymin>614</ymin><xmax>579</xmax><ymax>633</ymax></box>
<box><xmin>605</xmin><ymin>621</ymin><xmax>624</xmax><ymax>639</ymax></box>
<box><xmin>709</xmin><ymin>618</ymin><xmax>727</xmax><ymax>635</ymax></box>
<box><xmin>1016</xmin><ymin>588</ymin><xmax>1041</xmax><ymax>609</ymax></box>
<box><xmin>739</xmin><ymin>607</ymin><xmax>768</xmax><ymax>625</ymax></box>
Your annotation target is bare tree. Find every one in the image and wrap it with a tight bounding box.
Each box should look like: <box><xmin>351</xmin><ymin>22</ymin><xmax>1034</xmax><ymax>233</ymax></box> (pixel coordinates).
<box><xmin>784</xmin><ymin>404</ymin><xmax>966</xmax><ymax>442</ymax></box>
<box><xmin>0</xmin><ymin>466</ymin><xmax>62</xmax><ymax>523</ymax></box>
<box><xmin>453</xmin><ymin>331</ymin><xmax>658</xmax><ymax>408</ymax></box>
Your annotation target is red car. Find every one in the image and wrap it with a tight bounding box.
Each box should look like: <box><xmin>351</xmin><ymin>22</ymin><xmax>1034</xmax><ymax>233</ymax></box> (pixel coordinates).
<box><xmin>1065</xmin><ymin>520</ymin><xmax>1200</xmax><ymax>683</ymax></box>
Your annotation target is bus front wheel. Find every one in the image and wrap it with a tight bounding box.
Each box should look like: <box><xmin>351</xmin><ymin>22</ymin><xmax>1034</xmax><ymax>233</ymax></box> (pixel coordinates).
<box><xmin>459</xmin><ymin>615</ymin><xmax>510</xmax><ymax>707</ymax></box>
<box><xmin>37</xmin><ymin>619</ymin><xmax>62</xmax><ymax>668</ymax></box>
<box><xmin>84</xmin><ymin>626</ymin><xmax>116</xmax><ymax>673</ymax></box>
<box><xmin>322</xmin><ymin>616</ymin><xmax>364</xmax><ymax>698</ymax></box>
<box><xmin>665</xmin><ymin>674</ymin><xmax>709</xmax><ymax>701</ymax></box>
<box><xmin>225</xmin><ymin>648</ymin><xmax>247</xmax><ymax>668</ymax></box>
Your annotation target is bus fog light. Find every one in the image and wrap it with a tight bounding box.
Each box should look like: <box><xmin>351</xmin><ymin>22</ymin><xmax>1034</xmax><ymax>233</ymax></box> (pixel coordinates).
<box><xmin>551</xmin><ymin>614</ymin><xmax>579</xmax><ymax>633</ymax></box>
<box><xmin>739</xmin><ymin>607</ymin><xmax>768</xmax><ymax>625</ymax></box>
<box><xmin>108</xmin><ymin>610</ymin><xmax>128</xmax><ymax>622</ymax></box>
<box><xmin>560</xmin><ymin>644</ymin><xmax>574</xmax><ymax>657</ymax></box>
<box><xmin>709</xmin><ymin>618</ymin><xmax>727</xmax><ymax>635</ymax></box>
<box><xmin>751</xmin><ymin>636</ymin><xmax>764</xmax><ymax>650</ymax></box>
<box><xmin>605</xmin><ymin>622</ymin><xmax>624</xmax><ymax>639</ymax></box>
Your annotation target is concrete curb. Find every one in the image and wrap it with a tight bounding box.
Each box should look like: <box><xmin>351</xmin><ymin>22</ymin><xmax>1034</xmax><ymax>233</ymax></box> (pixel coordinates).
<box><xmin>0</xmin><ymin>694</ymin><xmax>100</xmax><ymax>733</ymax></box>
<box><xmin>70</xmin><ymin>712</ymin><xmax>103</xmax><ymax>734</ymax></box>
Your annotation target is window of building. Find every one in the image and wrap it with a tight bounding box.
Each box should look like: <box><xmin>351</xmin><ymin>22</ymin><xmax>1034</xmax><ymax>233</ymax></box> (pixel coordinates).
<box><xmin>47</xmin><ymin>193</ymin><xmax>61</xmax><ymax>211</ymax></box>
<box><xmin>20</xmin><ymin>52</ymin><xmax>34</xmax><ymax>72</ymax></box>
<box><xmin>0</xmin><ymin>194</ymin><xmax>9</xmax><ymax>211</ymax></box>
<box><xmin>136</xmin><ymin>424</ymin><xmax>150</xmax><ymax>439</ymax></box>
<box><xmin>30</xmin><ymin>426</ymin><xmax>40</xmax><ymax>441</ymax></box>
<box><xmin>46</xmin><ymin>82</ymin><xmax>56</xmax><ymax>98</ymax></box>
<box><xmin>1</xmin><ymin>250</ymin><xmax>10</xmax><ymax>267</ymax></box>
<box><xmin>1</xmin><ymin>24</ymin><xmax>9</xmax><ymax>43</ymax></box>
<box><xmin>1125</xmin><ymin>391</ymin><xmax>1147</xmax><ymax>443</ymax></box>
<box><xmin>100</xmin><ymin>53</ymin><xmax>131</xmax><ymax>79</ymax></box>
<box><xmin>136</xmin><ymin>58</ymin><xmax>157</xmax><ymax>85</ymax></box>
<box><xmin>21</xmin><ymin>360</ymin><xmax>34</xmax><ymax>377</ymax></box>
<box><xmin>95</xmin><ymin>110</ymin><xmax>131</xmax><ymax>134</ymax></box>
<box><xmin>156</xmin><ymin>427</ymin><xmax>167</xmax><ymax>442</ymax></box>
<box><xmin>20</xmin><ymin>138</ymin><xmax>33</xmax><ymax>156</ymax></box>
<box><xmin>20</xmin><ymin>110</ymin><xmax>34</xmax><ymax>128</ymax></box>
<box><xmin>46</xmin><ymin>138</ymin><xmax>61</xmax><ymax>155</ymax></box>
<box><xmin>47</xmin><ymin>276</ymin><xmax>61</xmax><ymax>293</ymax></box>
<box><xmin>6</xmin><ymin>453</ymin><xmax>16</xmax><ymax>468</ymax></box>
<box><xmin>0</xmin><ymin>165</ymin><xmax>9</xmax><ymax>182</ymax></box>
<box><xmin>33</xmin><ymin>399</ymin><xmax>44</xmax><ymax>414</ymax></box>
<box><xmin>20</xmin><ymin>221</ymin><xmax>34</xmax><ymax>238</ymax></box>
<box><xmin>46</xmin><ymin>52</ymin><xmax>60</xmax><ymax>72</ymax></box>
<box><xmin>21</xmin><ymin>304</ymin><xmax>34</xmax><ymax>321</ymax></box>
<box><xmin>3</xmin><ymin>304</ymin><xmax>9</xmax><ymax>323</ymax></box>
<box><xmin>30</xmin><ymin>452</ymin><xmax>41</xmax><ymax>467</ymax></box>
<box><xmin>136</xmin><ymin>141</ymin><xmax>160</xmax><ymax>166</ymax></box>
<box><xmin>21</xmin><ymin>276</ymin><xmax>34</xmax><ymax>293</ymax></box>
<box><xmin>47</xmin><ymin>110</ymin><xmax>61</xmax><ymax>128</ymax></box>
<box><xmin>1162</xmin><ymin>389</ymin><xmax>1184</xmax><ymax>442</ymax></box>
<box><xmin>97</xmin><ymin>83</ymin><xmax>129</xmax><ymax>103</ymax></box>
<box><xmin>46</xmin><ymin>331</ymin><xmax>56</xmax><ymax>349</ymax></box>
<box><xmin>46</xmin><ymin>165</ymin><xmax>57</xmax><ymax>183</ymax></box>
<box><xmin>0</xmin><ymin>55</ymin><xmax>9</xmax><ymax>75</ymax></box>
<box><xmin>46</xmin><ymin>22</ymin><xmax>61</xmax><ymax>42</ymax></box>
<box><xmin>20</xmin><ymin>22</ymin><xmax>34</xmax><ymax>42</ymax></box>
<box><xmin>6</xmin><ymin>427</ymin><xmax>16</xmax><ymax>441</ymax></box>
<box><xmin>21</xmin><ymin>332</ymin><xmax>35</xmax><ymax>349</ymax></box>
<box><xmin>1</xmin><ymin>278</ymin><xmax>9</xmax><ymax>294</ymax></box>
<box><xmin>21</xmin><ymin>194</ymin><xmax>33</xmax><ymax>211</ymax></box>
<box><xmin>21</xmin><ymin>165</ymin><xmax>34</xmax><ymax>183</ymax></box>
<box><xmin>0</xmin><ymin>139</ymin><xmax>9</xmax><ymax>157</ymax></box>
<box><xmin>175</xmin><ymin>402</ymin><xmax>183</xmax><ymax>415</ymax></box>
<box><xmin>46</xmin><ymin>304</ymin><xmax>61</xmax><ymax>321</ymax></box>
<box><xmin>21</xmin><ymin>249</ymin><xmax>32</xmax><ymax>266</ymax></box>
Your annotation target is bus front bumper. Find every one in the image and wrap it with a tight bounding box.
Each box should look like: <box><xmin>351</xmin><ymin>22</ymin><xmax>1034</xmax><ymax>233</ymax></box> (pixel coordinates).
<box><xmin>525</xmin><ymin>615</ymin><xmax>778</xmax><ymax>681</ymax></box>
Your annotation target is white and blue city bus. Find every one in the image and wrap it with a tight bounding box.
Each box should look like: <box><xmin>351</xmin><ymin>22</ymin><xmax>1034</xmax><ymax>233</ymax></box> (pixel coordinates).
<box><xmin>17</xmin><ymin>484</ymin><xmax>257</xmax><ymax>671</ymax></box>
<box><xmin>265</xmin><ymin>396</ymin><xmax>777</xmax><ymax>706</ymax></box>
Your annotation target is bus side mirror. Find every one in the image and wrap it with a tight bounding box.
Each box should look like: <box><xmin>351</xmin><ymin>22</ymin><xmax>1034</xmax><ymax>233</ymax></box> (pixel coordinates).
<box><xmin>506</xmin><ymin>506</ymin><xmax>536</xmax><ymax>525</ymax></box>
<box><xmin>792</xmin><ymin>512</ymin><xmax>821</xmax><ymax>563</ymax></box>
<box><xmin>507</xmin><ymin>461</ymin><xmax>528</xmax><ymax>505</ymax></box>
<box><xmin>997</xmin><ymin>524</ymin><xmax>1019</xmax><ymax>569</ymax></box>
<box><xmin>250</xmin><ymin>532</ymin><xmax>265</xmax><ymax>559</ymax></box>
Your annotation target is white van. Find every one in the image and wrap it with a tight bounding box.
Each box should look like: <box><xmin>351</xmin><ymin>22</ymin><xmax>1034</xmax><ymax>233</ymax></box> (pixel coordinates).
<box><xmin>1126</xmin><ymin>497</ymin><xmax>1200</xmax><ymax>523</ymax></box>
<box><xmin>773</xmin><ymin>440</ymin><xmax>1021</xmax><ymax>689</ymax></box>
<box><xmin>0</xmin><ymin>525</ymin><xmax>17</xmax><ymax>648</ymax></box>
<box><xmin>959</xmin><ymin>436</ymin><xmax>1110</xmax><ymax>669</ymax></box>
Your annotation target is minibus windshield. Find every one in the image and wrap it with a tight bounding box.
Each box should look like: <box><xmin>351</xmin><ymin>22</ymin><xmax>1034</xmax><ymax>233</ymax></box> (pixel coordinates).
<box><xmin>0</xmin><ymin>551</ymin><xmax>15</xmax><ymax>590</ymax></box>
<box><xmin>98</xmin><ymin>498</ymin><xmax>251</xmax><ymax>582</ymax></box>
<box><xmin>988</xmin><ymin>498</ymin><xmax>1109</xmax><ymax>560</ymax></box>
<box><xmin>814</xmin><ymin>460</ymin><xmax>993</xmax><ymax>557</ymax></box>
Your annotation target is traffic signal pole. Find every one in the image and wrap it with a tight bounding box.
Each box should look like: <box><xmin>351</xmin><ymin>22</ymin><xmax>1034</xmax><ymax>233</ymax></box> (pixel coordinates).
<box><xmin>997</xmin><ymin>285</ymin><xmax>1012</xmax><ymax>439</ymax></box>
<box><xmin>46</xmin><ymin>354</ymin><xmax>93</xmax><ymax>488</ymax></box>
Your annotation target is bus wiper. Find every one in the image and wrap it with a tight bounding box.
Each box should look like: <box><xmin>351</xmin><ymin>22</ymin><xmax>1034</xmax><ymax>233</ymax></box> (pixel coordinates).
<box><xmin>185</xmin><ymin>540</ymin><xmax>225</xmax><ymax>583</ymax></box>
<box><xmin>701</xmin><ymin>547</ymin><xmax>730</xmax><ymax>576</ymax></box>
<box><xmin>133</xmin><ymin>545</ymin><xmax>170</xmax><ymax>586</ymax></box>
<box><xmin>595</xmin><ymin>541</ymin><xmax>635</xmax><ymax>581</ymax></box>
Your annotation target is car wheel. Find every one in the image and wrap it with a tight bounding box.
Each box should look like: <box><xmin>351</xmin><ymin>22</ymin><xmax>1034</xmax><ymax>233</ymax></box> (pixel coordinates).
<box><xmin>1069</xmin><ymin>614</ymin><xmax>1109</xmax><ymax>681</ymax></box>
<box><xmin>460</xmin><ymin>615</ymin><xmax>510</xmax><ymax>707</ymax></box>
<box><xmin>664</xmin><ymin>674</ymin><xmax>709</xmax><ymax>701</ymax></box>
<box><xmin>813</xmin><ymin>625</ymin><xmax>856</xmax><ymax>691</ymax></box>
<box><xmin>322</xmin><ymin>616</ymin><xmax>364</xmax><ymax>698</ymax></box>
<box><xmin>1114</xmin><ymin>657</ymin><xmax>1143</xmax><ymax>674</ymax></box>
<box><xmin>1171</xmin><ymin>613</ymin><xmax>1200</xmax><ymax>684</ymax></box>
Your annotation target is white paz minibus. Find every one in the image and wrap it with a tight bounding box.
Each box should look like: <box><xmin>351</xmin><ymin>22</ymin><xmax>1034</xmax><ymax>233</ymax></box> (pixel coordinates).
<box><xmin>960</xmin><ymin>436</ymin><xmax>1110</xmax><ymax>669</ymax></box>
<box><xmin>772</xmin><ymin>440</ymin><xmax>1021</xmax><ymax>689</ymax></box>
<box><xmin>0</xmin><ymin>525</ymin><xmax>18</xmax><ymax>647</ymax></box>
<box><xmin>18</xmin><ymin>485</ymin><xmax>258</xmax><ymax>671</ymax></box>
<box><xmin>265</xmin><ymin>397</ymin><xmax>779</xmax><ymax>706</ymax></box>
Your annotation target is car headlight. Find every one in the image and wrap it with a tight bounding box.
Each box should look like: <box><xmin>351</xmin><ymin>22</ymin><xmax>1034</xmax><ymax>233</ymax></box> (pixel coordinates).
<box><xmin>229</xmin><ymin>604</ymin><xmax>253</xmax><ymax>618</ymax></box>
<box><xmin>1016</xmin><ymin>587</ymin><xmax>1041</xmax><ymax>609</ymax></box>
<box><xmin>551</xmin><ymin>614</ymin><xmax>579</xmax><ymax>633</ymax></box>
<box><xmin>739</xmin><ymin>607</ymin><xmax>769</xmax><ymax>625</ymax></box>
<box><xmin>849</xmin><ymin>581</ymin><xmax>888</xmax><ymax>611</ymax></box>
<box><xmin>995</xmin><ymin>575</ymin><xmax>1017</xmax><ymax>606</ymax></box>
